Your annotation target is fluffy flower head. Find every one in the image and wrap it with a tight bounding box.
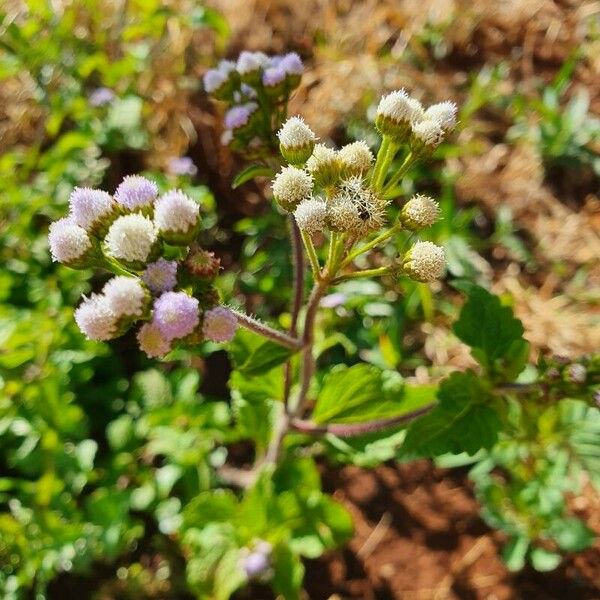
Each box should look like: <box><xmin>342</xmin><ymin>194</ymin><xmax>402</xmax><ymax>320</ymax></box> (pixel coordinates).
<box><xmin>278</xmin><ymin>116</ymin><xmax>316</xmax><ymax>149</ymax></box>
<box><xmin>236</xmin><ymin>51</ymin><xmax>270</xmax><ymax>75</ymax></box>
<box><xmin>338</xmin><ymin>141</ymin><xmax>374</xmax><ymax>176</ymax></box>
<box><xmin>400</xmin><ymin>194</ymin><xmax>440</xmax><ymax>231</ymax></box>
<box><xmin>154</xmin><ymin>190</ymin><xmax>200</xmax><ymax>235</ymax></box>
<box><xmin>114</xmin><ymin>176</ymin><xmax>158</xmax><ymax>210</ymax></box>
<box><xmin>271</xmin><ymin>166</ymin><xmax>313</xmax><ymax>212</ymax></box>
<box><xmin>103</xmin><ymin>276</ymin><xmax>148</xmax><ymax>317</ymax></box>
<box><xmin>69</xmin><ymin>187</ymin><xmax>114</xmax><ymax>231</ymax></box>
<box><xmin>153</xmin><ymin>291</ymin><xmax>199</xmax><ymax>340</ymax></box>
<box><xmin>104</xmin><ymin>214</ymin><xmax>157</xmax><ymax>264</ymax></box>
<box><xmin>224</xmin><ymin>103</ymin><xmax>258</xmax><ymax>130</ymax></box>
<box><xmin>262</xmin><ymin>66</ymin><xmax>286</xmax><ymax>87</ymax></box>
<box><xmin>403</xmin><ymin>241</ymin><xmax>445</xmax><ymax>283</ymax></box>
<box><xmin>424</xmin><ymin>101</ymin><xmax>458</xmax><ymax>131</ymax></box>
<box><xmin>48</xmin><ymin>218</ymin><xmax>92</xmax><ymax>264</ymax></box>
<box><xmin>279</xmin><ymin>52</ymin><xmax>303</xmax><ymax>75</ymax></box>
<box><xmin>74</xmin><ymin>294</ymin><xmax>117</xmax><ymax>340</ymax></box>
<box><xmin>306</xmin><ymin>144</ymin><xmax>339</xmax><ymax>187</ymax></box>
<box><xmin>142</xmin><ymin>259</ymin><xmax>178</xmax><ymax>293</ymax></box>
<box><xmin>137</xmin><ymin>322</ymin><xmax>171</xmax><ymax>358</ymax></box>
<box><xmin>411</xmin><ymin>119</ymin><xmax>445</xmax><ymax>148</ymax></box>
<box><xmin>294</xmin><ymin>197</ymin><xmax>327</xmax><ymax>235</ymax></box>
<box><xmin>202</xmin><ymin>307</ymin><xmax>238</xmax><ymax>343</ymax></box>
<box><xmin>377</xmin><ymin>90</ymin><xmax>423</xmax><ymax>124</ymax></box>
<box><xmin>336</xmin><ymin>177</ymin><xmax>386</xmax><ymax>234</ymax></box>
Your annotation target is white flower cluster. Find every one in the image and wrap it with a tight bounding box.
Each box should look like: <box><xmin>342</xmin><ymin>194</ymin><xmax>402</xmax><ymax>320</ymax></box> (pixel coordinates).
<box><xmin>272</xmin><ymin>166</ymin><xmax>314</xmax><ymax>212</ymax></box>
<box><xmin>400</xmin><ymin>194</ymin><xmax>440</xmax><ymax>231</ymax></box>
<box><xmin>403</xmin><ymin>241</ymin><xmax>446</xmax><ymax>283</ymax></box>
<box><xmin>376</xmin><ymin>88</ymin><xmax>457</xmax><ymax>149</ymax></box>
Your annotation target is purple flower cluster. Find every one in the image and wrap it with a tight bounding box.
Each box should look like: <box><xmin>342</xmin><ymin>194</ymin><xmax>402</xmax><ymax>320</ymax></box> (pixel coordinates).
<box><xmin>49</xmin><ymin>175</ymin><xmax>233</xmax><ymax>358</ymax></box>
<box><xmin>204</xmin><ymin>51</ymin><xmax>304</xmax><ymax>155</ymax></box>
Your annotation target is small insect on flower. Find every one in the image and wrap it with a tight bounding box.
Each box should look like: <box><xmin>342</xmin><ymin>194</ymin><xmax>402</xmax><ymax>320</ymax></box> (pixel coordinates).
<box><xmin>142</xmin><ymin>259</ymin><xmax>178</xmax><ymax>294</ymax></box>
<box><xmin>152</xmin><ymin>291</ymin><xmax>200</xmax><ymax>340</ymax></box>
<box><xmin>278</xmin><ymin>116</ymin><xmax>317</xmax><ymax>165</ymax></box>
<box><xmin>338</xmin><ymin>141</ymin><xmax>374</xmax><ymax>177</ymax></box>
<box><xmin>154</xmin><ymin>190</ymin><xmax>201</xmax><ymax>244</ymax></box>
<box><xmin>74</xmin><ymin>294</ymin><xmax>117</xmax><ymax>341</ymax></box>
<box><xmin>48</xmin><ymin>218</ymin><xmax>94</xmax><ymax>267</ymax></box>
<box><xmin>376</xmin><ymin>90</ymin><xmax>424</xmax><ymax>140</ymax></box>
<box><xmin>102</xmin><ymin>276</ymin><xmax>150</xmax><ymax>318</ymax></box>
<box><xmin>137</xmin><ymin>321</ymin><xmax>172</xmax><ymax>358</ymax></box>
<box><xmin>114</xmin><ymin>176</ymin><xmax>158</xmax><ymax>212</ymax></box>
<box><xmin>104</xmin><ymin>214</ymin><xmax>159</xmax><ymax>268</ymax></box>
<box><xmin>403</xmin><ymin>241</ymin><xmax>446</xmax><ymax>283</ymax></box>
<box><xmin>400</xmin><ymin>194</ymin><xmax>441</xmax><ymax>231</ymax></box>
<box><xmin>306</xmin><ymin>144</ymin><xmax>340</xmax><ymax>188</ymax></box>
<box><xmin>334</xmin><ymin>176</ymin><xmax>387</xmax><ymax>235</ymax></box>
<box><xmin>68</xmin><ymin>187</ymin><xmax>116</xmax><ymax>233</ymax></box>
<box><xmin>271</xmin><ymin>166</ymin><xmax>314</xmax><ymax>212</ymax></box>
<box><xmin>423</xmin><ymin>101</ymin><xmax>458</xmax><ymax>132</ymax></box>
<box><xmin>203</xmin><ymin>307</ymin><xmax>238</xmax><ymax>343</ymax></box>
<box><xmin>294</xmin><ymin>197</ymin><xmax>328</xmax><ymax>236</ymax></box>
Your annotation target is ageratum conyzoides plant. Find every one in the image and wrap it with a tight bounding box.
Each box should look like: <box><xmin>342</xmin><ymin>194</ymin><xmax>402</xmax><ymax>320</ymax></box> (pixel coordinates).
<box><xmin>48</xmin><ymin>53</ymin><xmax>600</xmax><ymax>599</ymax></box>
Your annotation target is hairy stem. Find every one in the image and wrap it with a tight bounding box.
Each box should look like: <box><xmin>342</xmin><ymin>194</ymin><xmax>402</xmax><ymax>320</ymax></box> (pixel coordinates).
<box><xmin>232</xmin><ymin>309</ymin><xmax>302</xmax><ymax>350</ymax></box>
<box><xmin>284</xmin><ymin>218</ymin><xmax>305</xmax><ymax>403</ymax></box>
<box><xmin>291</xmin><ymin>403</ymin><xmax>435</xmax><ymax>437</ymax></box>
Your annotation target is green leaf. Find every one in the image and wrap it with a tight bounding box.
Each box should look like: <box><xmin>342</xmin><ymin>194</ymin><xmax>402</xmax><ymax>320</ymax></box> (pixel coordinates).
<box><xmin>229</xmin><ymin>366</ymin><xmax>282</xmax><ymax>448</ymax></box>
<box><xmin>214</xmin><ymin>548</ymin><xmax>247</xmax><ymax>600</ymax></box>
<box><xmin>232</xmin><ymin>164</ymin><xmax>275</xmax><ymax>189</ymax></box>
<box><xmin>272</xmin><ymin>543</ymin><xmax>304</xmax><ymax>600</ymax></box>
<box><xmin>183</xmin><ymin>490</ymin><xmax>239</xmax><ymax>530</ymax></box>
<box><xmin>312</xmin><ymin>365</ymin><xmax>436</xmax><ymax>425</ymax></box>
<box><xmin>530</xmin><ymin>547</ymin><xmax>561</xmax><ymax>572</ymax></box>
<box><xmin>503</xmin><ymin>536</ymin><xmax>529</xmax><ymax>571</ymax></box>
<box><xmin>453</xmin><ymin>284</ymin><xmax>529</xmax><ymax>379</ymax></box>
<box><xmin>401</xmin><ymin>371</ymin><xmax>501</xmax><ymax>457</ymax></box>
<box><xmin>230</xmin><ymin>328</ymin><xmax>292</xmax><ymax>376</ymax></box>
<box><xmin>551</xmin><ymin>518</ymin><xmax>595</xmax><ymax>552</ymax></box>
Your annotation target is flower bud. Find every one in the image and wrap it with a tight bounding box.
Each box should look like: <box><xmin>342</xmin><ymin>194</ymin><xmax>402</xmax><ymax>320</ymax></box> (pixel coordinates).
<box><xmin>74</xmin><ymin>294</ymin><xmax>118</xmax><ymax>341</ymax></box>
<box><xmin>376</xmin><ymin>90</ymin><xmax>424</xmax><ymax>141</ymax></box>
<box><xmin>203</xmin><ymin>60</ymin><xmax>238</xmax><ymax>99</ymax></box>
<box><xmin>410</xmin><ymin>119</ymin><xmax>445</xmax><ymax>153</ymax></box>
<box><xmin>338</xmin><ymin>141</ymin><xmax>374</xmax><ymax>178</ymax></box>
<box><xmin>152</xmin><ymin>291</ymin><xmax>200</xmax><ymax>341</ymax></box>
<box><xmin>403</xmin><ymin>241</ymin><xmax>445</xmax><ymax>283</ymax></box>
<box><xmin>277</xmin><ymin>116</ymin><xmax>316</xmax><ymax>165</ymax></box>
<box><xmin>102</xmin><ymin>276</ymin><xmax>151</xmax><ymax>320</ymax></box>
<box><xmin>104</xmin><ymin>214</ymin><xmax>160</xmax><ymax>270</ymax></box>
<box><xmin>271</xmin><ymin>166</ymin><xmax>314</xmax><ymax>212</ymax></box>
<box><xmin>262</xmin><ymin>65</ymin><xmax>287</xmax><ymax>96</ymax></box>
<box><xmin>137</xmin><ymin>321</ymin><xmax>172</xmax><ymax>358</ymax></box>
<box><xmin>184</xmin><ymin>247</ymin><xmax>221</xmax><ymax>279</ymax></box>
<box><xmin>294</xmin><ymin>197</ymin><xmax>327</xmax><ymax>236</ymax></box>
<box><xmin>236</xmin><ymin>51</ymin><xmax>270</xmax><ymax>83</ymax></box>
<box><xmin>306</xmin><ymin>144</ymin><xmax>340</xmax><ymax>188</ymax></box>
<box><xmin>48</xmin><ymin>218</ymin><xmax>96</xmax><ymax>268</ymax></box>
<box><xmin>142</xmin><ymin>259</ymin><xmax>178</xmax><ymax>294</ymax></box>
<box><xmin>400</xmin><ymin>194</ymin><xmax>440</xmax><ymax>231</ymax></box>
<box><xmin>68</xmin><ymin>187</ymin><xmax>118</xmax><ymax>235</ymax></box>
<box><xmin>202</xmin><ymin>306</ymin><xmax>238</xmax><ymax>343</ymax></box>
<box><xmin>114</xmin><ymin>176</ymin><xmax>158</xmax><ymax>215</ymax></box>
<box><xmin>154</xmin><ymin>190</ymin><xmax>201</xmax><ymax>245</ymax></box>
<box><xmin>224</xmin><ymin>102</ymin><xmax>259</xmax><ymax>135</ymax></box>
<box><xmin>424</xmin><ymin>101</ymin><xmax>458</xmax><ymax>132</ymax></box>
<box><xmin>279</xmin><ymin>51</ymin><xmax>303</xmax><ymax>89</ymax></box>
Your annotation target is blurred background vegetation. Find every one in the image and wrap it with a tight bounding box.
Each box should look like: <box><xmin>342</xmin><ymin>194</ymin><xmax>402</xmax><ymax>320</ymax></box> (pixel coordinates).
<box><xmin>1</xmin><ymin>0</ymin><xmax>599</xmax><ymax>598</ymax></box>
